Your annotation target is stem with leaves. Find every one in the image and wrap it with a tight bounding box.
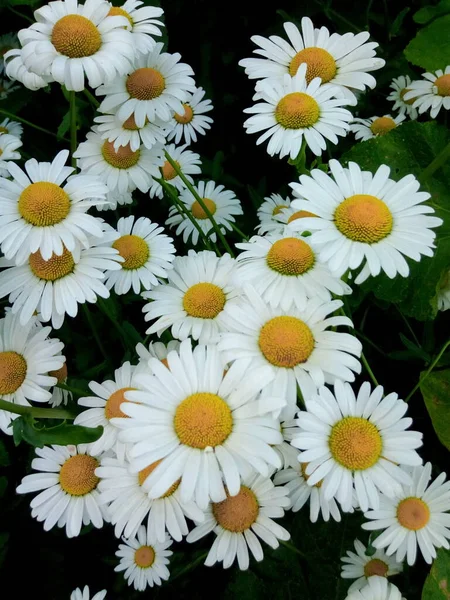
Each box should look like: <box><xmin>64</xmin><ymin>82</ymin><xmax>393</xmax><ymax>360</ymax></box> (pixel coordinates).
<box><xmin>0</xmin><ymin>109</ymin><xmax>70</xmax><ymax>142</ymax></box>
<box><xmin>405</xmin><ymin>338</ymin><xmax>450</xmax><ymax>402</ymax></box>
<box><xmin>0</xmin><ymin>398</ymin><xmax>75</xmax><ymax>420</ymax></box>
<box><xmin>419</xmin><ymin>140</ymin><xmax>450</xmax><ymax>184</ymax></box>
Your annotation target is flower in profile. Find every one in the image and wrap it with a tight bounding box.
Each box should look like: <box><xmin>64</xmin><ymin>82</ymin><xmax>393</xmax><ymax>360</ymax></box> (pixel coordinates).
<box><xmin>404</xmin><ymin>66</ymin><xmax>450</xmax><ymax>118</ymax></box>
<box><xmin>244</xmin><ymin>66</ymin><xmax>352</xmax><ymax>158</ymax></box>
<box><xmin>256</xmin><ymin>193</ymin><xmax>292</xmax><ymax>235</ymax></box>
<box><xmin>94</xmin><ymin>111</ymin><xmax>167</xmax><ymax>152</ymax></box>
<box><xmin>4</xmin><ymin>49</ymin><xmax>52</xmax><ymax>91</ymax></box>
<box><xmin>0</xmin><ymin>117</ymin><xmax>22</xmax><ymax>139</ymax></box>
<box><xmin>18</xmin><ymin>0</ymin><xmax>135</xmax><ymax>91</ymax></box>
<box><xmin>345</xmin><ymin>577</ymin><xmax>404</xmax><ymax>600</ymax></box>
<box><xmin>16</xmin><ymin>444</ymin><xmax>109</xmax><ymax>537</ymax></box>
<box><xmin>187</xmin><ymin>473</ymin><xmax>290</xmax><ymax>570</ymax></box>
<box><xmin>149</xmin><ymin>143</ymin><xmax>202</xmax><ymax>199</ymax></box>
<box><xmin>437</xmin><ymin>269</ymin><xmax>450</xmax><ymax>311</ymax></box>
<box><xmin>135</xmin><ymin>339</ymin><xmax>181</xmax><ymax>371</ymax></box>
<box><xmin>0</xmin><ymin>33</ymin><xmax>19</xmax><ymax>73</ymax></box>
<box><xmin>48</xmin><ymin>360</ymin><xmax>71</xmax><ymax>407</ymax></box>
<box><xmin>289</xmin><ymin>160</ymin><xmax>442</xmax><ymax>283</ymax></box>
<box><xmin>239</xmin><ymin>17</ymin><xmax>385</xmax><ymax>104</ymax></box>
<box><xmin>350</xmin><ymin>114</ymin><xmax>405</xmax><ymax>141</ymax></box>
<box><xmin>387</xmin><ymin>75</ymin><xmax>418</xmax><ymax>120</ymax></box>
<box><xmin>70</xmin><ymin>586</ymin><xmax>107</xmax><ymax>600</ymax></box>
<box><xmin>166</xmin><ymin>87</ymin><xmax>214</xmax><ymax>145</ymax></box>
<box><xmin>115</xmin><ymin>526</ymin><xmax>172</xmax><ymax>590</ymax></box>
<box><xmin>0</xmin><ymin>133</ymin><xmax>22</xmax><ymax>177</ymax></box>
<box><xmin>108</xmin><ymin>0</ymin><xmax>164</xmax><ymax>55</ymax></box>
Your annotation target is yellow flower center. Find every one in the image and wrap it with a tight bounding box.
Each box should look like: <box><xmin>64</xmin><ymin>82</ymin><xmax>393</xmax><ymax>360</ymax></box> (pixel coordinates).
<box><xmin>138</xmin><ymin>459</ymin><xmax>180</xmax><ymax>497</ymax></box>
<box><xmin>191</xmin><ymin>197</ymin><xmax>217</xmax><ymax>219</ymax></box>
<box><xmin>134</xmin><ymin>545</ymin><xmax>155</xmax><ymax>568</ymax></box>
<box><xmin>434</xmin><ymin>73</ymin><xmax>450</xmax><ymax>97</ymax></box>
<box><xmin>29</xmin><ymin>247</ymin><xmax>75</xmax><ymax>281</ymax></box>
<box><xmin>301</xmin><ymin>462</ymin><xmax>323</xmax><ymax>488</ymax></box>
<box><xmin>0</xmin><ymin>351</ymin><xmax>27</xmax><ymax>395</ymax></box>
<box><xmin>49</xmin><ymin>362</ymin><xmax>68</xmax><ymax>383</ymax></box>
<box><xmin>108</xmin><ymin>6</ymin><xmax>133</xmax><ymax>26</ymax></box>
<box><xmin>174</xmin><ymin>392</ymin><xmax>233</xmax><ymax>449</ymax></box>
<box><xmin>174</xmin><ymin>104</ymin><xmax>194</xmax><ymax>124</ymax></box>
<box><xmin>126</xmin><ymin>68</ymin><xmax>166</xmax><ymax>100</ymax></box>
<box><xmin>275</xmin><ymin>92</ymin><xmax>320</xmax><ymax>129</ymax></box>
<box><xmin>272</xmin><ymin>204</ymin><xmax>288</xmax><ymax>215</ymax></box>
<box><xmin>266</xmin><ymin>237</ymin><xmax>315</xmax><ymax>276</ymax></box>
<box><xmin>161</xmin><ymin>160</ymin><xmax>180</xmax><ymax>181</ymax></box>
<box><xmin>0</xmin><ymin>126</ymin><xmax>8</xmax><ymax>134</ymax></box>
<box><xmin>182</xmin><ymin>282</ymin><xmax>226</xmax><ymax>319</ymax></box>
<box><xmin>51</xmin><ymin>14</ymin><xmax>101</xmax><ymax>58</ymax></box>
<box><xmin>397</xmin><ymin>497</ymin><xmax>430</xmax><ymax>530</ymax></box>
<box><xmin>212</xmin><ymin>486</ymin><xmax>259</xmax><ymax>532</ymax></box>
<box><xmin>289</xmin><ymin>47</ymin><xmax>337</xmax><ymax>84</ymax></box>
<box><xmin>112</xmin><ymin>234</ymin><xmax>149</xmax><ymax>270</ymax></box>
<box><xmin>400</xmin><ymin>88</ymin><xmax>416</xmax><ymax>106</ymax></box>
<box><xmin>369</xmin><ymin>117</ymin><xmax>397</xmax><ymax>136</ymax></box>
<box><xmin>122</xmin><ymin>114</ymin><xmax>141</xmax><ymax>130</ymax></box>
<box><xmin>329</xmin><ymin>417</ymin><xmax>382</xmax><ymax>470</ymax></box>
<box><xmin>59</xmin><ymin>454</ymin><xmax>100</xmax><ymax>496</ymax></box>
<box><xmin>288</xmin><ymin>210</ymin><xmax>317</xmax><ymax>223</ymax></box>
<box><xmin>334</xmin><ymin>194</ymin><xmax>393</xmax><ymax>244</ymax></box>
<box><xmin>18</xmin><ymin>182</ymin><xmax>70</xmax><ymax>227</ymax></box>
<box><xmin>363</xmin><ymin>558</ymin><xmax>389</xmax><ymax>577</ymax></box>
<box><xmin>258</xmin><ymin>316</ymin><xmax>315</xmax><ymax>368</ymax></box>
<box><xmin>104</xmin><ymin>386</ymin><xmax>136</xmax><ymax>420</ymax></box>
<box><xmin>101</xmin><ymin>141</ymin><xmax>140</xmax><ymax>169</ymax></box>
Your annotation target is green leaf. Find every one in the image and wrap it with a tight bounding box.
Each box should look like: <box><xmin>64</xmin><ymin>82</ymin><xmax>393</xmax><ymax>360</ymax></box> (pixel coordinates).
<box><xmin>0</xmin><ymin>439</ymin><xmax>9</xmax><ymax>467</ymax></box>
<box><xmin>57</xmin><ymin>111</ymin><xmax>70</xmax><ymax>141</ymax></box>
<box><xmin>414</xmin><ymin>0</ymin><xmax>450</xmax><ymax>24</ymax></box>
<box><xmin>420</xmin><ymin>369</ymin><xmax>450</xmax><ymax>451</ymax></box>
<box><xmin>405</xmin><ymin>15</ymin><xmax>450</xmax><ymax>71</ymax></box>
<box><xmin>12</xmin><ymin>415</ymin><xmax>103</xmax><ymax>448</ymax></box>
<box><xmin>390</xmin><ymin>7</ymin><xmax>410</xmax><ymax>37</ymax></box>
<box><xmin>422</xmin><ymin>548</ymin><xmax>450</xmax><ymax>599</ymax></box>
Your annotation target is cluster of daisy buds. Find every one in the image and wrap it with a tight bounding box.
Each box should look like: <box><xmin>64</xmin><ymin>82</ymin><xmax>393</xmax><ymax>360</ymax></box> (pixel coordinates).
<box><xmin>0</xmin><ymin>2</ymin><xmax>449</xmax><ymax>600</ymax></box>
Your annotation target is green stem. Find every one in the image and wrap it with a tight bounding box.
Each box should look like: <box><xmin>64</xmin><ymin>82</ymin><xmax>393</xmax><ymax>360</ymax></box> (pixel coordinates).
<box><xmin>69</xmin><ymin>91</ymin><xmax>77</xmax><ymax>168</ymax></box>
<box><xmin>396</xmin><ymin>306</ymin><xmax>421</xmax><ymax>348</ymax></box>
<box><xmin>170</xmin><ymin>552</ymin><xmax>208</xmax><ymax>582</ymax></box>
<box><xmin>56</xmin><ymin>382</ymin><xmax>89</xmax><ymax>397</ymax></box>
<box><xmin>288</xmin><ymin>139</ymin><xmax>308</xmax><ymax>176</ymax></box>
<box><xmin>83</xmin><ymin>89</ymin><xmax>100</xmax><ymax>108</ymax></box>
<box><xmin>356</xmin><ymin>332</ymin><xmax>389</xmax><ymax>358</ymax></box>
<box><xmin>82</xmin><ymin>304</ymin><xmax>109</xmax><ymax>362</ymax></box>
<box><xmin>96</xmin><ymin>297</ymin><xmax>130</xmax><ymax>350</ymax></box>
<box><xmin>405</xmin><ymin>339</ymin><xmax>450</xmax><ymax>402</ymax></box>
<box><xmin>419</xmin><ymin>140</ymin><xmax>450</xmax><ymax>184</ymax></box>
<box><xmin>229</xmin><ymin>222</ymin><xmax>249</xmax><ymax>241</ymax></box>
<box><xmin>361</xmin><ymin>352</ymin><xmax>379</xmax><ymax>387</ymax></box>
<box><xmin>164</xmin><ymin>150</ymin><xmax>235</xmax><ymax>257</ymax></box>
<box><xmin>7</xmin><ymin>6</ymin><xmax>34</xmax><ymax>23</ymax></box>
<box><xmin>0</xmin><ymin>398</ymin><xmax>75</xmax><ymax>420</ymax></box>
<box><xmin>326</xmin><ymin>7</ymin><xmax>360</xmax><ymax>32</ymax></box>
<box><xmin>280</xmin><ymin>540</ymin><xmax>308</xmax><ymax>558</ymax></box>
<box><xmin>0</xmin><ymin>109</ymin><xmax>69</xmax><ymax>142</ymax></box>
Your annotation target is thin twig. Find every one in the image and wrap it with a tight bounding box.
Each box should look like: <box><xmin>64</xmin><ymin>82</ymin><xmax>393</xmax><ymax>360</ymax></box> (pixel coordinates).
<box><xmin>0</xmin><ymin>109</ymin><xmax>69</xmax><ymax>142</ymax></box>
<box><xmin>405</xmin><ymin>339</ymin><xmax>450</xmax><ymax>402</ymax></box>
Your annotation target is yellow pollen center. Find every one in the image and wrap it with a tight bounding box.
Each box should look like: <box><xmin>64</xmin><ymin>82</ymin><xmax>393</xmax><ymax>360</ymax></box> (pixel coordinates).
<box><xmin>29</xmin><ymin>247</ymin><xmax>75</xmax><ymax>281</ymax></box>
<box><xmin>49</xmin><ymin>362</ymin><xmax>68</xmax><ymax>383</ymax></box>
<box><xmin>301</xmin><ymin>462</ymin><xmax>323</xmax><ymax>488</ymax></box>
<box><xmin>191</xmin><ymin>198</ymin><xmax>217</xmax><ymax>219</ymax></box>
<box><xmin>275</xmin><ymin>92</ymin><xmax>320</xmax><ymax>129</ymax></box>
<box><xmin>18</xmin><ymin>182</ymin><xmax>70</xmax><ymax>227</ymax></box>
<box><xmin>259</xmin><ymin>316</ymin><xmax>315</xmax><ymax>368</ymax></box>
<box><xmin>334</xmin><ymin>194</ymin><xmax>393</xmax><ymax>244</ymax></box>
<box><xmin>174</xmin><ymin>392</ymin><xmax>233</xmax><ymax>449</ymax></box>
<box><xmin>108</xmin><ymin>6</ymin><xmax>133</xmax><ymax>26</ymax></box>
<box><xmin>112</xmin><ymin>234</ymin><xmax>149</xmax><ymax>270</ymax></box>
<box><xmin>51</xmin><ymin>14</ymin><xmax>101</xmax><ymax>58</ymax></box>
<box><xmin>174</xmin><ymin>104</ymin><xmax>194</xmax><ymax>124</ymax></box>
<box><xmin>267</xmin><ymin>237</ymin><xmax>315</xmax><ymax>276</ymax></box>
<box><xmin>122</xmin><ymin>114</ymin><xmax>141</xmax><ymax>130</ymax></box>
<box><xmin>59</xmin><ymin>454</ymin><xmax>99</xmax><ymax>496</ymax></box>
<box><xmin>397</xmin><ymin>497</ymin><xmax>430</xmax><ymax>530</ymax></box>
<box><xmin>289</xmin><ymin>47</ymin><xmax>337</xmax><ymax>83</ymax></box>
<box><xmin>288</xmin><ymin>210</ymin><xmax>317</xmax><ymax>223</ymax></box>
<box><xmin>329</xmin><ymin>417</ymin><xmax>382</xmax><ymax>470</ymax></box>
<box><xmin>0</xmin><ymin>351</ymin><xmax>27</xmax><ymax>395</ymax></box>
<box><xmin>101</xmin><ymin>141</ymin><xmax>140</xmax><ymax>169</ymax></box>
<box><xmin>0</xmin><ymin>126</ymin><xmax>8</xmax><ymax>134</ymax></box>
<box><xmin>138</xmin><ymin>459</ymin><xmax>180</xmax><ymax>497</ymax></box>
<box><xmin>212</xmin><ymin>486</ymin><xmax>259</xmax><ymax>532</ymax></box>
<box><xmin>272</xmin><ymin>204</ymin><xmax>288</xmax><ymax>215</ymax></box>
<box><xmin>400</xmin><ymin>88</ymin><xmax>416</xmax><ymax>105</ymax></box>
<box><xmin>434</xmin><ymin>74</ymin><xmax>450</xmax><ymax>97</ymax></box>
<box><xmin>182</xmin><ymin>282</ymin><xmax>226</xmax><ymax>318</ymax></box>
<box><xmin>134</xmin><ymin>546</ymin><xmax>155</xmax><ymax>568</ymax></box>
<box><xmin>126</xmin><ymin>68</ymin><xmax>166</xmax><ymax>100</ymax></box>
<box><xmin>364</xmin><ymin>558</ymin><xmax>389</xmax><ymax>578</ymax></box>
<box><xmin>161</xmin><ymin>160</ymin><xmax>180</xmax><ymax>181</ymax></box>
<box><xmin>104</xmin><ymin>387</ymin><xmax>136</xmax><ymax>419</ymax></box>
<box><xmin>369</xmin><ymin>117</ymin><xmax>397</xmax><ymax>136</ymax></box>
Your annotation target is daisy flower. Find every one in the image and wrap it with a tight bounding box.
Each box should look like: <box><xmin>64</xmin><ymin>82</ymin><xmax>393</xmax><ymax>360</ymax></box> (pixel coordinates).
<box><xmin>166</xmin><ymin>86</ymin><xmax>214</xmax><ymax>145</ymax></box>
<box><xmin>135</xmin><ymin>339</ymin><xmax>181</xmax><ymax>370</ymax></box>
<box><xmin>350</xmin><ymin>114</ymin><xmax>405</xmax><ymax>141</ymax></box>
<box><xmin>97</xmin><ymin>189</ymin><xmax>133</xmax><ymax>212</ymax></box>
<box><xmin>239</xmin><ymin>17</ymin><xmax>385</xmax><ymax>104</ymax></box>
<box><xmin>97</xmin><ymin>42</ymin><xmax>195</xmax><ymax>126</ymax></box>
<box><xmin>103</xmin><ymin>216</ymin><xmax>175</xmax><ymax>295</ymax></box>
<box><xmin>18</xmin><ymin>0</ymin><xmax>134</xmax><ymax>92</ymax></box>
<box><xmin>0</xmin><ymin>117</ymin><xmax>23</xmax><ymax>139</ymax></box>
<box><xmin>387</xmin><ymin>75</ymin><xmax>419</xmax><ymax>120</ymax></box>
<box><xmin>437</xmin><ymin>269</ymin><xmax>450</xmax><ymax>311</ymax></box>
<box><xmin>4</xmin><ymin>49</ymin><xmax>52</xmax><ymax>91</ymax></box>
<box><xmin>289</xmin><ymin>159</ymin><xmax>442</xmax><ymax>283</ymax></box>
<box><xmin>341</xmin><ymin>539</ymin><xmax>403</xmax><ymax>594</ymax></box>
<box><xmin>94</xmin><ymin>111</ymin><xmax>167</xmax><ymax>152</ymax></box>
<box><xmin>234</xmin><ymin>231</ymin><xmax>351</xmax><ymax>311</ymax></box>
<box><xmin>74</xmin><ymin>362</ymin><xmax>143</xmax><ymax>458</ymax></box>
<box><xmin>345</xmin><ymin>577</ymin><xmax>404</xmax><ymax>600</ymax></box>
<box><xmin>96</xmin><ymin>454</ymin><xmax>204</xmax><ymax>540</ymax></box>
<box><xmin>363</xmin><ymin>462</ymin><xmax>450</xmax><ymax>565</ymax></box>
<box><xmin>218</xmin><ymin>286</ymin><xmax>362</xmax><ymax>407</ymax></box>
<box><xmin>0</xmin><ymin>230</ymin><xmax>123</xmax><ymax>329</ymax></box>
<box><xmin>292</xmin><ymin>381</ymin><xmax>423</xmax><ymax>513</ymax></box>
<box><xmin>74</xmin><ymin>130</ymin><xmax>163</xmax><ymax>194</ymax></box>
<box><xmin>114</xmin><ymin>340</ymin><xmax>284</xmax><ymax>509</ymax></box>
<box><xmin>404</xmin><ymin>66</ymin><xmax>450</xmax><ymax>119</ymax></box>
<box><xmin>275</xmin><ymin>204</ymin><xmax>319</xmax><ymax>234</ymax></box>
<box><xmin>0</xmin><ymin>149</ymin><xmax>107</xmax><ymax>264</ymax></box>
<box><xmin>16</xmin><ymin>444</ymin><xmax>109</xmax><ymax>537</ymax></box>
<box><xmin>115</xmin><ymin>526</ymin><xmax>172</xmax><ymax>591</ymax></box>
<box><xmin>107</xmin><ymin>0</ymin><xmax>164</xmax><ymax>55</ymax></box>
<box><xmin>166</xmin><ymin>180</ymin><xmax>243</xmax><ymax>245</ymax></box>
<box><xmin>244</xmin><ymin>67</ymin><xmax>352</xmax><ymax>159</ymax></box>
<box><xmin>0</xmin><ymin>33</ymin><xmax>19</xmax><ymax>73</ymax></box>
<box><xmin>0</xmin><ymin>133</ymin><xmax>22</xmax><ymax>177</ymax></box>
<box><xmin>187</xmin><ymin>472</ymin><xmax>290</xmax><ymax>570</ymax></box>
<box><xmin>256</xmin><ymin>193</ymin><xmax>292</xmax><ymax>235</ymax></box>
<box><xmin>142</xmin><ymin>250</ymin><xmax>239</xmax><ymax>343</ymax></box>
<box><xmin>0</xmin><ymin>77</ymin><xmax>20</xmax><ymax>99</ymax></box>
<box><xmin>0</xmin><ymin>311</ymin><xmax>65</xmax><ymax>435</ymax></box>
<box><xmin>70</xmin><ymin>586</ymin><xmax>107</xmax><ymax>600</ymax></box>
<box><xmin>149</xmin><ymin>143</ymin><xmax>202</xmax><ymax>199</ymax></box>
<box><xmin>48</xmin><ymin>360</ymin><xmax>71</xmax><ymax>407</ymax></box>
<box><xmin>273</xmin><ymin>416</ymin><xmax>302</xmax><ymax>469</ymax></box>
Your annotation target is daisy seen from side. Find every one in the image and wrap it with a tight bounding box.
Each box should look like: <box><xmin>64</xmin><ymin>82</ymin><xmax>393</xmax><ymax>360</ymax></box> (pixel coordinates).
<box><xmin>149</xmin><ymin>143</ymin><xmax>202</xmax><ymax>199</ymax></box>
<box><xmin>350</xmin><ymin>114</ymin><xmax>405</xmax><ymax>142</ymax></box>
<box><xmin>48</xmin><ymin>360</ymin><xmax>71</xmax><ymax>407</ymax></box>
<box><xmin>404</xmin><ymin>66</ymin><xmax>450</xmax><ymax>119</ymax></box>
<box><xmin>256</xmin><ymin>193</ymin><xmax>292</xmax><ymax>235</ymax></box>
<box><xmin>70</xmin><ymin>587</ymin><xmax>107</xmax><ymax>600</ymax></box>
<box><xmin>345</xmin><ymin>577</ymin><xmax>404</xmax><ymax>600</ymax></box>
<box><xmin>0</xmin><ymin>33</ymin><xmax>19</xmax><ymax>73</ymax></box>
<box><xmin>0</xmin><ymin>133</ymin><xmax>21</xmax><ymax>177</ymax></box>
<box><xmin>4</xmin><ymin>49</ymin><xmax>53</xmax><ymax>91</ymax></box>
<box><xmin>166</xmin><ymin>86</ymin><xmax>214</xmax><ymax>145</ymax></box>
<box><xmin>108</xmin><ymin>0</ymin><xmax>164</xmax><ymax>55</ymax></box>
<box><xmin>135</xmin><ymin>339</ymin><xmax>180</xmax><ymax>371</ymax></box>
<box><xmin>0</xmin><ymin>117</ymin><xmax>23</xmax><ymax>139</ymax></box>
<box><xmin>94</xmin><ymin>111</ymin><xmax>168</xmax><ymax>152</ymax></box>
<box><xmin>387</xmin><ymin>75</ymin><xmax>418</xmax><ymax>120</ymax></box>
